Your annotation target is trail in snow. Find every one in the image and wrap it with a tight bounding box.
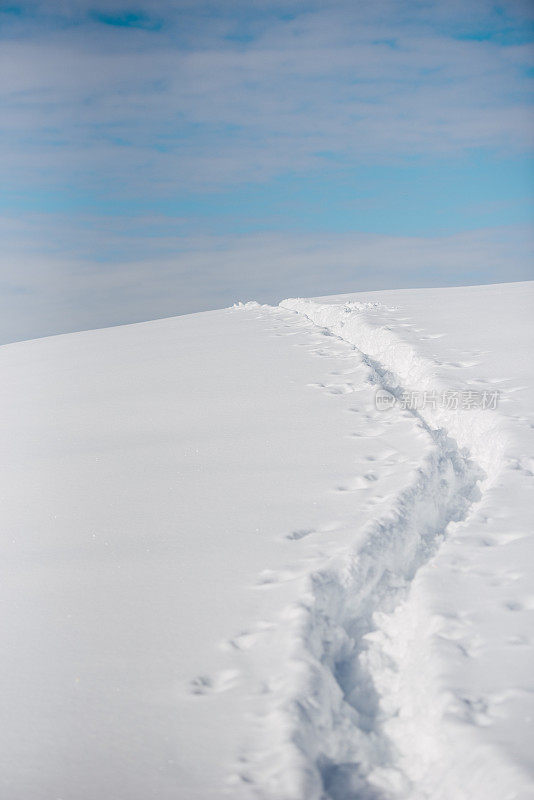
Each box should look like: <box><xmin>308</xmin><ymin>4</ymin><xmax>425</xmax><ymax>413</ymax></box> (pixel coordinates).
<box><xmin>232</xmin><ymin>298</ymin><xmax>525</xmax><ymax>799</ymax></box>
<box><xmin>2</xmin><ymin>286</ymin><xmax>531</xmax><ymax>800</ymax></box>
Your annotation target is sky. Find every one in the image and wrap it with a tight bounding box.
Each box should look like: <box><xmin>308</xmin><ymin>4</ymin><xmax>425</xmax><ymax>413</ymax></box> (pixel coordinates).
<box><xmin>1</xmin><ymin>0</ymin><xmax>533</xmax><ymax>343</ymax></box>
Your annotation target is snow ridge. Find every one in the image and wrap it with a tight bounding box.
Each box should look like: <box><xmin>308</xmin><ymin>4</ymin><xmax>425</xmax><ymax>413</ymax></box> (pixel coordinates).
<box><xmin>241</xmin><ymin>298</ymin><xmax>508</xmax><ymax>799</ymax></box>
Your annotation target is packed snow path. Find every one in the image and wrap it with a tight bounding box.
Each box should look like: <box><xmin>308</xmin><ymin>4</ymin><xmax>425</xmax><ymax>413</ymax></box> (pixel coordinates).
<box><xmin>1</xmin><ymin>283</ymin><xmax>533</xmax><ymax>799</ymax></box>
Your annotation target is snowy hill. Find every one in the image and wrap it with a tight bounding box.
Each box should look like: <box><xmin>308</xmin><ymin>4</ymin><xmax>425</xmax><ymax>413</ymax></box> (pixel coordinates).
<box><xmin>1</xmin><ymin>282</ymin><xmax>533</xmax><ymax>800</ymax></box>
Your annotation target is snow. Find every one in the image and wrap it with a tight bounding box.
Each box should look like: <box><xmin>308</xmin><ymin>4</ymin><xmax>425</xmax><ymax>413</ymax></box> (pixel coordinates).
<box><xmin>1</xmin><ymin>282</ymin><xmax>533</xmax><ymax>799</ymax></box>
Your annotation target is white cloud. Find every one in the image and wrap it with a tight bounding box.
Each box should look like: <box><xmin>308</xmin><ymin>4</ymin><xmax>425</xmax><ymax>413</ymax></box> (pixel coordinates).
<box><xmin>1</xmin><ymin>2</ymin><xmax>532</xmax><ymax>195</ymax></box>
<box><xmin>0</xmin><ymin>1</ymin><xmax>532</xmax><ymax>342</ymax></box>
<box><xmin>1</xmin><ymin>215</ymin><xmax>532</xmax><ymax>343</ymax></box>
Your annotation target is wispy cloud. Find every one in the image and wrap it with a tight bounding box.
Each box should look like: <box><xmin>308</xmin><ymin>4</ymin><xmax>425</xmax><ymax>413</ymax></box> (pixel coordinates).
<box><xmin>89</xmin><ymin>9</ymin><xmax>163</xmax><ymax>30</ymax></box>
<box><xmin>0</xmin><ymin>0</ymin><xmax>533</xmax><ymax>342</ymax></box>
<box><xmin>1</xmin><ymin>1</ymin><xmax>533</xmax><ymax>197</ymax></box>
<box><xmin>1</xmin><ymin>211</ymin><xmax>532</xmax><ymax>343</ymax></box>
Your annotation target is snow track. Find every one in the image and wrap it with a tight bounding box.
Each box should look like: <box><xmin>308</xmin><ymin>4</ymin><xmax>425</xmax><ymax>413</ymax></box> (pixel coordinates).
<box><xmin>237</xmin><ymin>299</ymin><xmax>512</xmax><ymax>799</ymax></box>
<box><xmin>2</xmin><ymin>286</ymin><xmax>531</xmax><ymax>800</ymax></box>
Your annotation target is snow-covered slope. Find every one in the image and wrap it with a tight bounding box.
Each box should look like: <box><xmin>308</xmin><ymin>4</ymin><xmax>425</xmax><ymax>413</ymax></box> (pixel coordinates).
<box><xmin>1</xmin><ymin>282</ymin><xmax>533</xmax><ymax>799</ymax></box>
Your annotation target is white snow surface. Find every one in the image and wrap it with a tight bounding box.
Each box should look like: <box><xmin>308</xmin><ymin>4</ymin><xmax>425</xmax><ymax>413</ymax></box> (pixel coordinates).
<box><xmin>1</xmin><ymin>281</ymin><xmax>533</xmax><ymax>799</ymax></box>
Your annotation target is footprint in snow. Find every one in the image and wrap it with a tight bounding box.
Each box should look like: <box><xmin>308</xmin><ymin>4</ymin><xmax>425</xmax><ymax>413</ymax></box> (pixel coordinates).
<box><xmin>367</xmin><ymin>494</ymin><xmax>385</xmax><ymax>506</ymax></box>
<box><xmin>255</xmin><ymin>569</ymin><xmax>279</xmax><ymax>585</ymax></box>
<box><xmin>325</xmin><ymin>382</ymin><xmax>357</xmax><ymax>394</ymax></box>
<box><xmin>508</xmin><ymin>456</ymin><xmax>534</xmax><ymax>477</ymax></box>
<box><xmin>190</xmin><ymin>669</ymin><xmax>240</xmax><ymax>696</ymax></box>
<box><xmin>224</xmin><ymin>621</ymin><xmax>276</xmax><ymax>652</ymax></box>
<box><xmin>190</xmin><ymin>675</ymin><xmax>212</xmax><ymax>695</ymax></box>
<box><xmin>483</xmin><ymin>531</ymin><xmax>529</xmax><ymax>546</ymax></box>
<box><xmin>286</xmin><ymin>528</ymin><xmax>315</xmax><ymax>540</ymax></box>
<box><xmin>452</xmin><ymin>695</ymin><xmax>493</xmax><ymax>727</ymax></box>
<box><xmin>505</xmin><ymin>596</ymin><xmax>534</xmax><ymax>612</ymax></box>
<box><xmin>335</xmin><ymin>473</ymin><xmax>378</xmax><ymax>492</ymax></box>
<box><xmin>255</xmin><ymin>567</ymin><xmax>302</xmax><ymax>586</ymax></box>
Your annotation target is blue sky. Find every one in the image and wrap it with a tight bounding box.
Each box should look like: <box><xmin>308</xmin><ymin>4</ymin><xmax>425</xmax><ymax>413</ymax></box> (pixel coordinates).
<box><xmin>0</xmin><ymin>0</ymin><xmax>533</xmax><ymax>342</ymax></box>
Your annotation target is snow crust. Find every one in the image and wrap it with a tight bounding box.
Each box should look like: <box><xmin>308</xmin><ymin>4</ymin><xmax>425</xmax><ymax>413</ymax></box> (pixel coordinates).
<box><xmin>1</xmin><ymin>283</ymin><xmax>533</xmax><ymax>799</ymax></box>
